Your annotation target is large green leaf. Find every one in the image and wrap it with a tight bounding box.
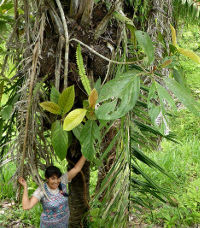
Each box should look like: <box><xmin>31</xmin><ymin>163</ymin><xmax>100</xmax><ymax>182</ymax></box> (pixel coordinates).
<box><xmin>72</xmin><ymin>124</ymin><xmax>83</xmax><ymax>141</ymax></box>
<box><xmin>40</xmin><ymin>101</ymin><xmax>61</xmax><ymax>115</ymax></box>
<box><xmin>1</xmin><ymin>105</ymin><xmax>12</xmax><ymax>120</ymax></box>
<box><xmin>147</xmin><ymin>82</ymin><xmax>176</xmax><ymax>135</ymax></box>
<box><xmin>51</xmin><ymin>121</ymin><xmax>70</xmax><ymax>161</ymax></box>
<box><xmin>164</xmin><ymin>78</ymin><xmax>200</xmax><ymax>116</ymax></box>
<box><xmin>95</xmin><ymin>71</ymin><xmax>140</xmax><ymax>120</ymax></box>
<box><xmin>155</xmin><ymin>82</ymin><xmax>177</xmax><ymax>111</ymax></box>
<box><xmin>58</xmin><ymin>85</ymin><xmax>75</xmax><ymax>116</ymax></box>
<box><xmin>135</xmin><ymin>30</ymin><xmax>155</xmax><ymax>64</ymax></box>
<box><xmin>63</xmin><ymin>108</ymin><xmax>87</xmax><ymax>131</ymax></box>
<box><xmin>173</xmin><ymin>68</ymin><xmax>187</xmax><ymax>88</ymax></box>
<box><xmin>147</xmin><ymin>82</ymin><xmax>160</xmax><ymax>124</ymax></box>
<box><xmin>50</xmin><ymin>87</ymin><xmax>60</xmax><ymax>104</ymax></box>
<box><xmin>79</xmin><ymin>120</ymin><xmax>101</xmax><ymax>161</ymax></box>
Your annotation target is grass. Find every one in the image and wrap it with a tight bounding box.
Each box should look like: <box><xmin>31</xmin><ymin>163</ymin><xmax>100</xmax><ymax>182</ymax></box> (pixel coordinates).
<box><xmin>133</xmin><ymin>112</ymin><xmax>200</xmax><ymax>227</ymax></box>
<box><xmin>0</xmin><ymin>202</ymin><xmax>41</xmax><ymax>227</ymax></box>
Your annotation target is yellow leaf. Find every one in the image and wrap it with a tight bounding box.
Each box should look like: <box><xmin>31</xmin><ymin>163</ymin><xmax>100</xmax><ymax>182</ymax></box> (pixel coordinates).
<box><xmin>40</xmin><ymin>102</ymin><xmax>61</xmax><ymax>115</ymax></box>
<box><xmin>161</xmin><ymin>59</ymin><xmax>172</xmax><ymax>68</ymax></box>
<box><xmin>170</xmin><ymin>24</ymin><xmax>177</xmax><ymax>46</ymax></box>
<box><xmin>177</xmin><ymin>47</ymin><xmax>200</xmax><ymax>64</ymax></box>
<box><xmin>63</xmin><ymin>109</ymin><xmax>87</xmax><ymax>131</ymax></box>
<box><xmin>88</xmin><ymin>88</ymin><xmax>98</xmax><ymax>109</ymax></box>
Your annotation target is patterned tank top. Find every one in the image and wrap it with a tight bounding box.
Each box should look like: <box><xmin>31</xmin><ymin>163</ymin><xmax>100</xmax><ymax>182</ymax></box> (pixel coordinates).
<box><xmin>40</xmin><ymin>183</ymin><xmax>70</xmax><ymax>228</ymax></box>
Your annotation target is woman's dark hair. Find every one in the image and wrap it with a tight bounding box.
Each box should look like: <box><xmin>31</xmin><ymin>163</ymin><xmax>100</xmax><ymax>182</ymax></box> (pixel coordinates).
<box><xmin>45</xmin><ymin>166</ymin><xmax>62</xmax><ymax>179</ymax></box>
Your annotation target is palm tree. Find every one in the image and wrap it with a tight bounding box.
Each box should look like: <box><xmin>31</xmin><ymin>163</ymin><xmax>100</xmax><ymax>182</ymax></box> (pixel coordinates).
<box><xmin>1</xmin><ymin>0</ymin><xmax>200</xmax><ymax>227</ymax></box>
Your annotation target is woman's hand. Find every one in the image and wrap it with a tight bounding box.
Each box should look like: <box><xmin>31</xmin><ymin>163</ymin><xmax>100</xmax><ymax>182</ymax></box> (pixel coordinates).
<box><xmin>18</xmin><ymin>177</ymin><xmax>27</xmax><ymax>188</ymax></box>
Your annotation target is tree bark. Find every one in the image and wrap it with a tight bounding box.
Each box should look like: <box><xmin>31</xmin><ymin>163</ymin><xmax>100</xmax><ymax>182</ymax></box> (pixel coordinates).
<box><xmin>67</xmin><ymin>138</ymin><xmax>90</xmax><ymax>227</ymax></box>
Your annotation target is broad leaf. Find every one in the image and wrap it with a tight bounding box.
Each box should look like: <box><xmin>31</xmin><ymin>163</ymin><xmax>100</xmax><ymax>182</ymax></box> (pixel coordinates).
<box><xmin>173</xmin><ymin>69</ymin><xmax>187</xmax><ymax>88</ymax></box>
<box><xmin>79</xmin><ymin>120</ymin><xmax>101</xmax><ymax>161</ymax></box>
<box><xmin>40</xmin><ymin>101</ymin><xmax>61</xmax><ymax>115</ymax></box>
<box><xmin>63</xmin><ymin>108</ymin><xmax>87</xmax><ymax>131</ymax></box>
<box><xmin>135</xmin><ymin>30</ymin><xmax>155</xmax><ymax>64</ymax></box>
<box><xmin>94</xmin><ymin>78</ymin><xmax>101</xmax><ymax>95</ymax></box>
<box><xmin>72</xmin><ymin>124</ymin><xmax>83</xmax><ymax>141</ymax></box>
<box><xmin>164</xmin><ymin>78</ymin><xmax>200</xmax><ymax>116</ymax></box>
<box><xmin>155</xmin><ymin>82</ymin><xmax>176</xmax><ymax>111</ymax></box>
<box><xmin>147</xmin><ymin>82</ymin><xmax>170</xmax><ymax>135</ymax></box>
<box><xmin>58</xmin><ymin>85</ymin><xmax>75</xmax><ymax>116</ymax></box>
<box><xmin>51</xmin><ymin>121</ymin><xmax>69</xmax><ymax>160</ymax></box>
<box><xmin>96</xmin><ymin>72</ymin><xmax>140</xmax><ymax>120</ymax></box>
<box><xmin>1</xmin><ymin>105</ymin><xmax>12</xmax><ymax>120</ymax></box>
<box><xmin>50</xmin><ymin>87</ymin><xmax>60</xmax><ymax>104</ymax></box>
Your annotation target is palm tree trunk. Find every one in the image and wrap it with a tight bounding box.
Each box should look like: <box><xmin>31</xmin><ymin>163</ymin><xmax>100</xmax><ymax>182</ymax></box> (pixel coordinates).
<box><xmin>67</xmin><ymin>138</ymin><xmax>90</xmax><ymax>227</ymax></box>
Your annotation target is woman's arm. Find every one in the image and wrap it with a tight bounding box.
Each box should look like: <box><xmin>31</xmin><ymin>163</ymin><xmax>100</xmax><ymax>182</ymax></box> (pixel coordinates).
<box><xmin>18</xmin><ymin>177</ymin><xmax>39</xmax><ymax>210</ymax></box>
<box><xmin>67</xmin><ymin>155</ymin><xmax>86</xmax><ymax>181</ymax></box>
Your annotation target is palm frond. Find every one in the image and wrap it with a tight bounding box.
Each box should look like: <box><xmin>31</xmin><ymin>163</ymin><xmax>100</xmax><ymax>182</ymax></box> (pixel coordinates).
<box><xmin>174</xmin><ymin>0</ymin><xmax>200</xmax><ymax>23</ymax></box>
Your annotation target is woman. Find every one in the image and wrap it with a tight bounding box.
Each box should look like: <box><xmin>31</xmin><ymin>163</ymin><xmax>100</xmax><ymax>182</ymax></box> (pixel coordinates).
<box><xmin>18</xmin><ymin>155</ymin><xmax>86</xmax><ymax>228</ymax></box>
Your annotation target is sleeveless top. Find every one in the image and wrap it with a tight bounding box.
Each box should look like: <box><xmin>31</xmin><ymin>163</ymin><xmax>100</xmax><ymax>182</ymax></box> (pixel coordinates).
<box><xmin>40</xmin><ymin>182</ymin><xmax>70</xmax><ymax>228</ymax></box>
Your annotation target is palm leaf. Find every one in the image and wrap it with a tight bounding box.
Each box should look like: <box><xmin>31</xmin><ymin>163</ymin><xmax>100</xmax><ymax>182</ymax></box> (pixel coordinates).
<box><xmin>76</xmin><ymin>44</ymin><xmax>91</xmax><ymax>95</ymax></box>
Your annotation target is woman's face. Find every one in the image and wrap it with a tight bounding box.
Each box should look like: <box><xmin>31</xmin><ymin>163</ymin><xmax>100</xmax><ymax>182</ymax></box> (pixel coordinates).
<box><xmin>46</xmin><ymin>175</ymin><xmax>61</xmax><ymax>190</ymax></box>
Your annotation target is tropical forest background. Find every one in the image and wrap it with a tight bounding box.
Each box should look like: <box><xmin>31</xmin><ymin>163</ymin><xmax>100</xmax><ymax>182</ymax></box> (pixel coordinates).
<box><xmin>0</xmin><ymin>0</ymin><xmax>200</xmax><ymax>227</ymax></box>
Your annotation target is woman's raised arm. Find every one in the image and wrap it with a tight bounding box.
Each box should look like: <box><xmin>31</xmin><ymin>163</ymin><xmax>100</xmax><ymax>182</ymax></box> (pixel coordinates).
<box><xmin>18</xmin><ymin>177</ymin><xmax>39</xmax><ymax>210</ymax></box>
<box><xmin>67</xmin><ymin>155</ymin><xmax>86</xmax><ymax>181</ymax></box>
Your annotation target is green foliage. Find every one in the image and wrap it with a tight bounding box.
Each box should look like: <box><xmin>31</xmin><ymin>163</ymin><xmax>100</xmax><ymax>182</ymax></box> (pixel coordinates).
<box><xmin>164</xmin><ymin>77</ymin><xmax>200</xmax><ymax>116</ymax></box>
<box><xmin>76</xmin><ymin>44</ymin><xmax>91</xmax><ymax>95</ymax></box>
<box><xmin>0</xmin><ymin>1</ymin><xmax>14</xmax><ymax>43</ymax></box>
<box><xmin>58</xmin><ymin>85</ymin><xmax>75</xmax><ymax>117</ymax></box>
<box><xmin>134</xmin><ymin>135</ymin><xmax>200</xmax><ymax>227</ymax></box>
<box><xmin>40</xmin><ymin>101</ymin><xmax>62</xmax><ymax>115</ymax></box>
<box><xmin>0</xmin><ymin>164</ymin><xmax>41</xmax><ymax>227</ymax></box>
<box><xmin>50</xmin><ymin>86</ymin><xmax>60</xmax><ymax>104</ymax></box>
<box><xmin>128</xmin><ymin>0</ymin><xmax>151</xmax><ymax>28</ymax></box>
<box><xmin>173</xmin><ymin>68</ymin><xmax>187</xmax><ymax>88</ymax></box>
<box><xmin>79</xmin><ymin>120</ymin><xmax>101</xmax><ymax>161</ymax></box>
<box><xmin>135</xmin><ymin>30</ymin><xmax>155</xmax><ymax>64</ymax></box>
<box><xmin>51</xmin><ymin>121</ymin><xmax>71</xmax><ymax>161</ymax></box>
<box><xmin>170</xmin><ymin>109</ymin><xmax>200</xmax><ymax>140</ymax></box>
<box><xmin>114</xmin><ymin>11</ymin><xmax>134</xmax><ymax>27</ymax></box>
<box><xmin>96</xmin><ymin>71</ymin><xmax>140</xmax><ymax>120</ymax></box>
<box><xmin>170</xmin><ymin>24</ymin><xmax>200</xmax><ymax>64</ymax></box>
<box><xmin>1</xmin><ymin>104</ymin><xmax>12</xmax><ymax>120</ymax></box>
<box><xmin>0</xmin><ymin>81</ymin><xmax>4</xmax><ymax>106</ymax></box>
<box><xmin>148</xmin><ymin>81</ymin><xmax>176</xmax><ymax>134</ymax></box>
<box><xmin>0</xmin><ymin>203</ymin><xmax>41</xmax><ymax>227</ymax></box>
<box><xmin>174</xmin><ymin>0</ymin><xmax>200</xmax><ymax>24</ymax></box>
